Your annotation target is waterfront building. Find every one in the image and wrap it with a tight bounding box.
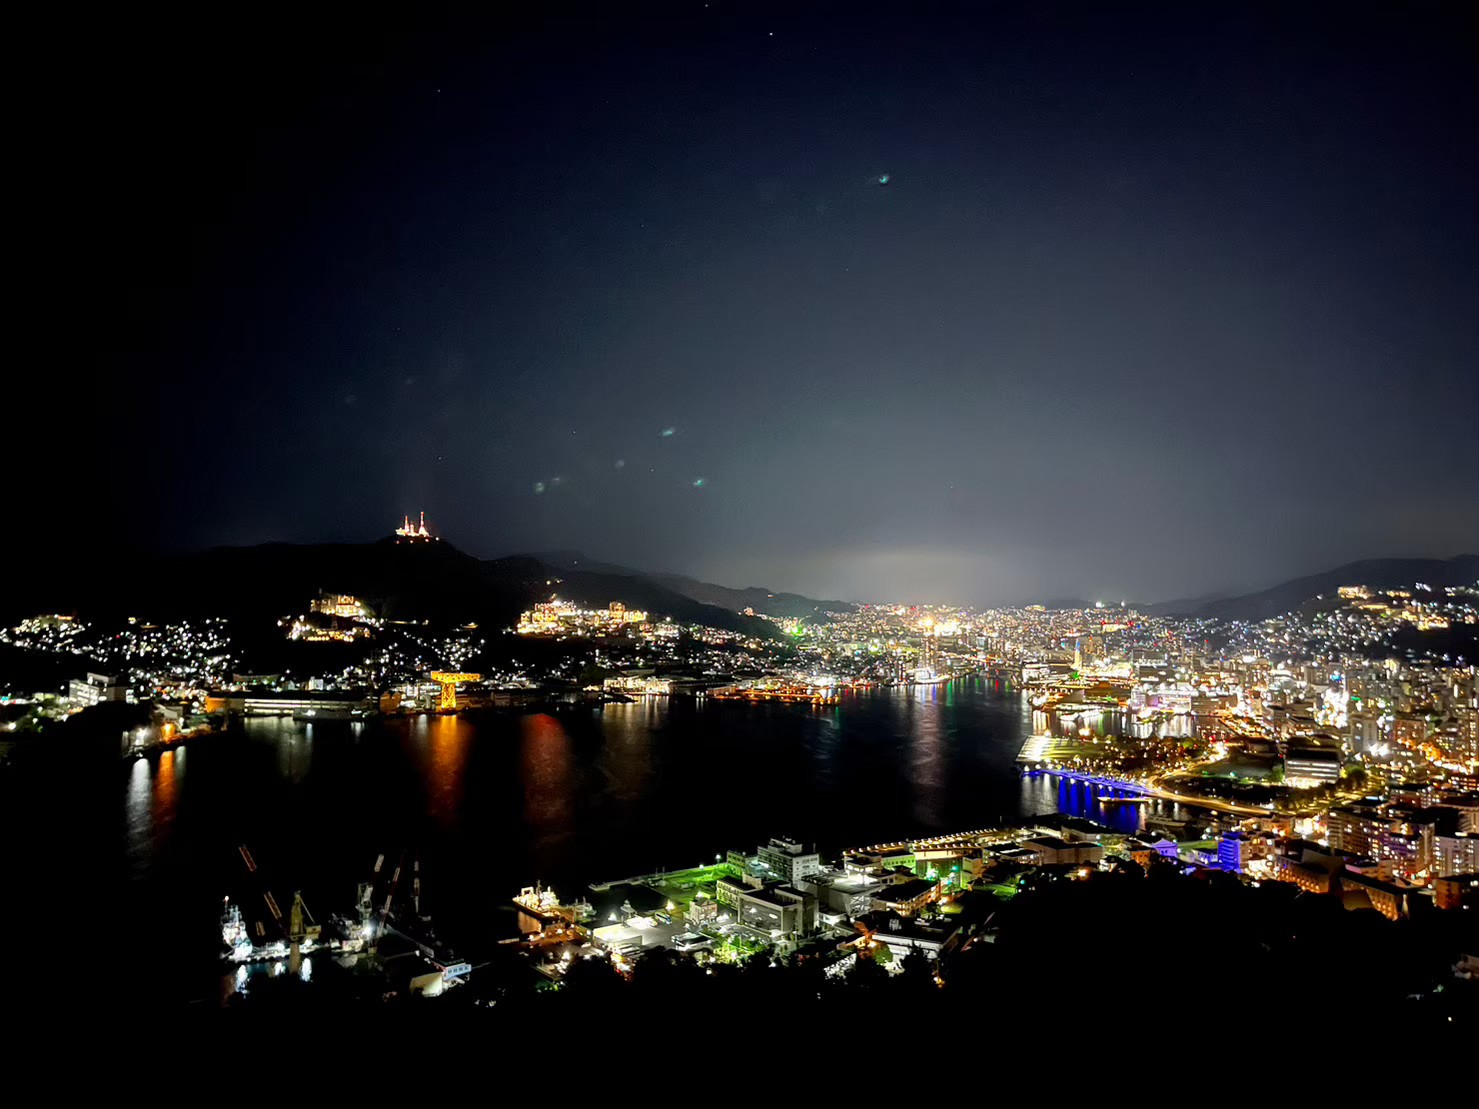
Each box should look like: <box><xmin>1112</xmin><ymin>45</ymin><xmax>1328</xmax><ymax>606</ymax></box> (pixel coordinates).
<box><xmin>727</xmin><ymin>882</ymin><xmax>818</xmax><ymax>937</ymax></box>
<box><xmin>870</xmin><ymin>877</ymin><xmax>939</xmax><ymax>916</ymax></box>
<box><xmin>795</xmin><ymin>871</ymin><xmax>886</xmax><ymax>917</ymax></box>
<box><xmin>1019</xmin><ymin>835</ymin><xmax>1103</xmax><ymax>867</ymax></box>
<box><xmin>603</xmin><ymin>674</ymin><xmax>673</xmax><ymax>696</ymax></box>
<box><xmin>756</xmin><ymin>837</ymin><xmax>823</xmax><ymax>884</ymax></box>
<box><xmin>68</xmin><ymin>672</ymin><xmax>129</xmax><ymax>708</ymax></box>
<box><xmin>715</xmin><ymin>873</ymin><xmax>760</xmax><ymax>909</ymax></box>
<box><xmin>861</xmin><ymin>911</ymin><xmax>959</xmax><ymax>961</ymax></box>
<box><xmin>204</xmin><ymin>689</ymin><xmax>375</xmax><ymax>717</ymax></box>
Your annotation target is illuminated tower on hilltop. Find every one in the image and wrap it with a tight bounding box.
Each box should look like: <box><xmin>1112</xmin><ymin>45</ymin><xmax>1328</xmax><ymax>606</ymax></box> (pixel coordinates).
<box><xmin>394</xmin><ymin>511</ymin><xmax>435</xmax><ymax>541</ymax></box>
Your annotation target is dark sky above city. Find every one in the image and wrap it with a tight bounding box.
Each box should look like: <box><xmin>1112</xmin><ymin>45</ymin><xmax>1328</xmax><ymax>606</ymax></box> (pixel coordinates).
<box><xmin>24</xmin><ymin>1</ymin><xmax>1478</xmax><ymax>605</ymax></box>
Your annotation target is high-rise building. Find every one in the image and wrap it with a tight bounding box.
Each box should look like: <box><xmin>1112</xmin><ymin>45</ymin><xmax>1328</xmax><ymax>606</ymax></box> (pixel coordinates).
<box><xmin>1434</xmin><ymin>832</ymin><xmax>1479</xmax><ymax>876</ymax></box>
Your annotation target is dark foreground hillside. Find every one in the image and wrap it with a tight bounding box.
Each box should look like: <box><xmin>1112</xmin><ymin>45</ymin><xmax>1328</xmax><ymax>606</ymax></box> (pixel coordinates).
<box><xmin>217</xmin><ymin>866</ymin><xmax>1478</xmax><ymax>1027</ymax></box>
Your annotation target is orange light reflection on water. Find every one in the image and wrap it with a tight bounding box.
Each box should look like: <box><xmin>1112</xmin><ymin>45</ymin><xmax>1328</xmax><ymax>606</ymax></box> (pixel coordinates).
<box><xmin>427</xmin><ymin>714</ymin><xmax>471</xmax><ymax>824</ymax></box>
<box><xmin>520</xmin><ymin>714</ymin><xmax>572</xmax><ymax>828</ymax></box>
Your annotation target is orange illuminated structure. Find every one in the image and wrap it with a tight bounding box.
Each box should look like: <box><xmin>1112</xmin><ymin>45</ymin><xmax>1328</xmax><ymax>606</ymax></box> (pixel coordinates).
<box><xmin>429</xmin><ymin>671</ymin><xmax>481</xmax><ymax>712</ymax></box>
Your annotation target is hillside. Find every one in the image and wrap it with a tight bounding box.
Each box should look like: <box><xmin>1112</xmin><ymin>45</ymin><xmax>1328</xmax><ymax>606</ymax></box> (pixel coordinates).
<box><xmin>534</xmin><ymin>552</ymin><xmax>855</xmax><ymax>619</ymax></box>
<box><xmin>646</xmin><ymin>574</ymin><xmax>856</xmax><ymax>619</ymax></box>
<box><xmin>1148</xmin><ymin>555</ymin><xmax>1479</xmax><ymax>621</ymax></box>
<box><xmin>4</xmin><ymin>540</ymin><xmax>783</xmax><ymax>639</ymax></box>
<box><xmin>549</xmin><ymin>566</ymin><xmax>785</xmax><ymax>639</ymax></box>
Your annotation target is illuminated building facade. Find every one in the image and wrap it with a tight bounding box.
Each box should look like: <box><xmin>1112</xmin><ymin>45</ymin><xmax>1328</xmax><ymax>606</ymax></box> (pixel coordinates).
<box><xmin>68</xmin><ymin>672</ymin><xmax>130</xmax><ymax>708</ymax></box>
<box><xmin>731</xmin><ymin>883</ymin><xmax>819</xmax><ymax>936</ymax></box>
<box><xmin>516</xmin><ymin>599</ymin><xmax>648</xmax><ymax>636</ymax></box>
<box><xmin>756</xmin><ymin>837</ymin><xmax>823</xmax><ymax>884</ymax></box>
<box><xmin>1434</xmin><ymin>873</ymin><xmax>1478</xmax><ymax>910</ymax></box>
<box><xmin>1284</xmin><ymin>746</ymin><xmax>1341</xmax><ymax>785</ymax></box>
<box><xmin>603</xmin><ymin>675</ymin><xmax>673</xmax><ymax>696</ymax></box>
<box><xmin>310</xmin><ymin>593</ymin><xmax>368</xmax><ymax>619</ymax></box>
<box><xmin>1218</xmin><ymin>831</ymin><xmax>1250</xmax><ymax>873</ymax></box>
<box><xmin>1434</xmin><ymin>831</ymin><xmax>1479</xmax><ymax>875</ymax></box>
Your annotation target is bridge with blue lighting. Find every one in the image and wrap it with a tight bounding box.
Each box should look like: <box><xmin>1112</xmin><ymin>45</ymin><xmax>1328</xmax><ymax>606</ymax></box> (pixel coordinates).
<box><xmin>1024</xmin><ymin>767</ymin><xmax>1151</xmax><ymax>795</ymax></box>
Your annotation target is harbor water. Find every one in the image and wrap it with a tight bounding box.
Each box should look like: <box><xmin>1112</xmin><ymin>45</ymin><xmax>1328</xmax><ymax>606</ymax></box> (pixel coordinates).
<box><xmin>8</xmin><ymin>676</ymin><xmax>1193</xmax><ymax>1003</ymax></box>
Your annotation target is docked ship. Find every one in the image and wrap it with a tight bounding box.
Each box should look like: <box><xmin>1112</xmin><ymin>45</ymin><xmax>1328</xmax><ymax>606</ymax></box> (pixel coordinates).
<box><xmin>220</xmin><ymin>898</ymin><xmax>259</xmax><ymax>962</ymax></box>
<box><xmin>219</xmin><ymin>895</ymin><xmax>362</xmax><ymax>963</ymax></box>
<box><xmin>514</xmin><ymin>882</ymin><xmax>594</xmax><ymax>925</ymax></box>
<box><xmin>292</xmin><ymin>706</ymin><xmax>370</xmax><ymax>722</ymax></box>
<box><xmin>710</xmin><ymin>683</ymin><xmax>839</xmax><ymax>705</ymax></box>
<box><xmin>221</xmin><ymin>845</ymin><xmax>365</xmax><ymax>965</ymax></box>
<box><xmin>908</xmin><ymin>666</ymin><xmax>951</xmax><ymax>686</ymax></box>
<box><xmin>907</xmin><ymin>635</ymin><xmax>950</xmax><ymax>686</ymax></box>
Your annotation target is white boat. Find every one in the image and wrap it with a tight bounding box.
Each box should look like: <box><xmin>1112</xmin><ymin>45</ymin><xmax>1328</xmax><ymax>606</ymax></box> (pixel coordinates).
<box><xmin>220</xmin><ymin>898</ymin><xmax>256</xmax><ymax>962</ymax></box>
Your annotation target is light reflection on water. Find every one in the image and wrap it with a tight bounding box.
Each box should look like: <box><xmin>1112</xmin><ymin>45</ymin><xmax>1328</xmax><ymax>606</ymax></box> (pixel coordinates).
<box><xmin>125</xmin><ymin>748</ymin><xmax>186</xmax><ymax>875</ymax></box>
<box><xmin>903</xmin><ymin>686</ymin><xmax>947</xmax><ymax>827</ymax></box>
<box><xmin>1033</xmin><ymin>707</ymin><xmax>1198</xmax><ymax>741</ymax></box>
<box><xmin>117</xmin><ymin>677</ymin><xmax>1210</xmax><ymax>989</ymax></box>
<box><xmin>594</xmin><ymin>702</ymin><xmax>655</xmax><ymax>806</ymax></box>
<box><xmin>521</xmin><ymin>713</ymin><xmax>573</xmax><ymax>830</ymax></box>
<box><xmin>427</xmin><ymin>714</ymin><xmax>470</xmax><ymax>826</ymax></box>
<box><xmin>264</xmin><ymin>717</ymin><xmax>313</xmax><ymax>782</ymax></box>
<box><xmin>125</xmin><ymin>757</ymin><xmax>153</xmax><ymax>875</ymax></box>
<box><xmin>135</xmin><ymin>684</ymin><xmax>1190</xmax><ymax>867</ymax></box>
<box><xmin>1017</xmin><ymin>771</ymin><xmax>1189</xmax><ymax>835</ymax></box>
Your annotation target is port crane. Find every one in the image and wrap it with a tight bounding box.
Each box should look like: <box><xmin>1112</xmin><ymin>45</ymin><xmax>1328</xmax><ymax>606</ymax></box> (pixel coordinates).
<box><xmin>236</xmin><ymin>843</ymin><xmax>320</xmax><ymax>971</ymax></box>
<box><xmin>355</xmin><ymin>848</ymin><xmax>472</xmax><ymax>988</ymax></box>
<box><xmin>429</xmin><ymin>671</ymin><xmax>481</xmax><ymax>712</ymax></box>
<box><xmin>361</xmin><ymin>849</ymin><xmax>455</xmax><ymax>959</ymax></box>
<box><xmin>365</xmin><ymin>850</ymin><xmax>428</xmax><ymax>930</ymax></box>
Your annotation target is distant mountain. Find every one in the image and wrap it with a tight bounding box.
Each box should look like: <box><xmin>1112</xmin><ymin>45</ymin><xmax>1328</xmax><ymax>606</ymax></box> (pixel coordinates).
<box><xmin>530</xmin><ymin>550</ymin><xmax>643</xmax><ymax>578</ymax></box>
<box><xmin>646</xmin><ymin>574</ymin><xmax>855</xmax><ymax>619</ymax></box>
<box><xmin>5</xmin><ymin>540</ymin><xmax>784</xmax><ymax>639</ymax></box>
<box><xmin>534</xmin><ymin>552</ymin><xmax>856</xmax><ymax>619</ymax></box>
<box><xmin>1146</xmin><ymin>555</ymin><xmax>1479</xmax><ymax>621</ymax></box>
<box><xmin>1033</xmin><ymin>598</ymin><xmax>1095</xmax><ymax>612</ymax></box>
<box><xmin>549</xmin><ymin>565</ymin><xmax>785</xmax><ymax>638</ymax></box>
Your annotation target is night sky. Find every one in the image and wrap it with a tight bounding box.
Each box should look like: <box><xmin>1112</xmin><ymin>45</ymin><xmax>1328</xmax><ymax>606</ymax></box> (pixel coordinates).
<box><xmin>22</xmin><ymin>2</ymin><xmax>1478</xmax><ymax>604</ymax></box>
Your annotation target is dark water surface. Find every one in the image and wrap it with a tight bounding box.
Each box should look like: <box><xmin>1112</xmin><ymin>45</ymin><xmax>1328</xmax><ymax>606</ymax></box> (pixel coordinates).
<box><xmin>8</xmin><ymin>677</ymin><xmax>1188</xmax><ymax>1003</ymax></box>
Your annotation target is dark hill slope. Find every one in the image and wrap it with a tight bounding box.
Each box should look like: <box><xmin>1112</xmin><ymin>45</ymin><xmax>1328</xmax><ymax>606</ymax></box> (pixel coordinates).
<box><xmin>532</xmin><ymin>551</ymin><xmax>855</xmax><ymax>619</ymax></box>
<box><xmin>1149</xmin><ymin>555</ymin><xmax>1478</xmax><ymax>621</ymax></box>
<box><xmin>647</xmin><ymin>573</ymin><xmax>856</xmax><ymax>619</ymax></box>
<box><xmin>8</xmin><ymin>540</ymin><xmax>782</xmax><ymax>638</ymax></box>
